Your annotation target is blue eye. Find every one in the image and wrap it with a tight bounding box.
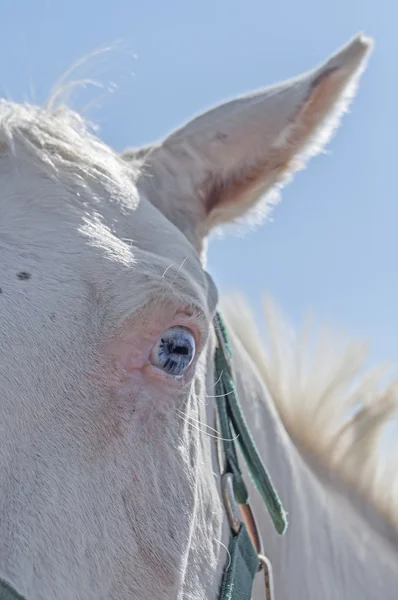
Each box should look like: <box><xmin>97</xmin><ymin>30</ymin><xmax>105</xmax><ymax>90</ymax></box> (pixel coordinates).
<box><xmin>150</xmin><ymin>327</ymin><xmax>196</xmax><ymax>377</ymax></box>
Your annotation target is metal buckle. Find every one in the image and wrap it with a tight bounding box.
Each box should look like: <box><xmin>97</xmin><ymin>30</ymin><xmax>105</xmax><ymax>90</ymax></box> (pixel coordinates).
<box><xmin>221</xmin><ymin>473</ymin><xmax>242</xmax><ymax>536</ymax></box>
<box><xmin>222</xmin><ymin>473</ymin><xmax>264</xmax><ymax>558</ymax></box>
<box><xmin>258</xmin><ymin>554</ymin><xmax>275</xmax><ymax>600</ymax></box>
<box><xmin>222</xmin><ymin>473</ymin><xmax>275</xmax><ymax>598</ymax></box>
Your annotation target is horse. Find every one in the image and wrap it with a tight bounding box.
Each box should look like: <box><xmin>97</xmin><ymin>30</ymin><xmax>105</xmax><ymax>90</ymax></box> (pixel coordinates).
<box><xmin>1</xmin><ymin>32</ymin><xmax>397</xmax><ymax>600</ymax></box>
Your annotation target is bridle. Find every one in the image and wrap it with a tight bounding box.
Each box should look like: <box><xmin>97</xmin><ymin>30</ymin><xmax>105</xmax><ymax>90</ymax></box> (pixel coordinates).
<box><xmin>213</xmin><ymin>312</ymin><xmax>287</xmax><ymax>600</ymax></box>
<box><xmin>0</xmin><ymin>313</ymin><xmax>287</xmax><ymax>600</ymax></box>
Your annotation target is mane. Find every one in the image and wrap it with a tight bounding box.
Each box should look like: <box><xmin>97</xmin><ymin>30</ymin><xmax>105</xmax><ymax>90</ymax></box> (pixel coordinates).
<box><xmin>0</xmin><ymin>99</ymin><xmax>138</xmax><ymax>194</ymax></box>
<box><xmin>221</xmin><ymin>293</ymin><xmax>398</xmax><ymax>544</ymax></box>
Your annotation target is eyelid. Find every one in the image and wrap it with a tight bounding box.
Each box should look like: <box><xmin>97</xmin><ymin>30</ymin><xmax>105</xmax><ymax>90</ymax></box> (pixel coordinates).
<box><xmin>172</xmin><ymin>305</ymin><xmax>209</xmax><ymax>350</ymax></box>
<box><xmin>108</xmin><ymin>297</ymin><xmax>210</xmax><ymax>354</ymax></box>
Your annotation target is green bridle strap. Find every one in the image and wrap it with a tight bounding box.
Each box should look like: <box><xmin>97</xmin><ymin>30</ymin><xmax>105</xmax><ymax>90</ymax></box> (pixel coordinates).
<box><xmin>214</xmin><ymin>311</ymin><xmax>287</xmax><ymax>600</ymax></box>
<box><xmin>218</xmin><ymin>524</ymin><xmax>260</xmax><ymax>600</ymax></box>
<box><xmin>214</xmin><ymin>312</ymin><xmax>287</xmax><ymax>534</ymax></box>
<box><xmin>0</xmin><ymin>580</ymin><xmax>25</xmax><ymax>600</ymax></box>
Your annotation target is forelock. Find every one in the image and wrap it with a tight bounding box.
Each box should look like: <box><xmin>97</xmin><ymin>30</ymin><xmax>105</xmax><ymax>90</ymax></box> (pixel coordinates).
<box><xmin>0</xmin><ymin>100</ymin><xmax>139</xmax><ymax>195</ymax></box>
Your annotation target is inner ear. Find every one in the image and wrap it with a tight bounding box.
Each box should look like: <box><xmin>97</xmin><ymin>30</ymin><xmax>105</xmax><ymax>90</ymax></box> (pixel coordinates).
<box><xmin>201</xmin><ymin>66</ymin><xmax>356</xmax><ymax>230</ymax></box>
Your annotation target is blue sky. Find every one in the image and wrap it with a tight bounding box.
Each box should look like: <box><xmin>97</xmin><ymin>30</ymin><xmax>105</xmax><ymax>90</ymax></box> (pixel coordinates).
<box><xmin>1</xmin><ymin>0</ymin><xmax>396</xmax><ymax>368</ymax></box>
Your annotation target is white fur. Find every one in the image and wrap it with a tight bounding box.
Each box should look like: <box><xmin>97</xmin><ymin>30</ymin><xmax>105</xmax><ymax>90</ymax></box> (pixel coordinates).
<box><xmin>1</xmin><ymin>33</ymin><xmax>395</xmax><ymax>600</ymax></box>
<box><xmin>0</xmin><ymin>101</ymin><xmax>222</xmax><ymax>600</ymax></box>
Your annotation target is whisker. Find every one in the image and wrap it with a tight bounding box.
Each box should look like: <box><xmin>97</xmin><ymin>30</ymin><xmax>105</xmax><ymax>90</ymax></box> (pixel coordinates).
<box><xmin>205</xmin><ymin>388</ymin><xmax>235</xmax><ymax>399</ymax></box>
<box><xmin>162</xmin><ymin>263</ymin><xmax>175</xmax><ymax>278</ymax></box>
<box><xmin>162</xmin><ymin>256</ymin><xmax>189</xmax><ymax>281</ymax></box>
<box><xmin>176</xmin><ymin>409</ymin><xmax>221</xmax><ymax>435</ymax></box>
<box><xmin>205</xmin><ymin>369</ymin><xmax>236</xmax><ymax>398</ymax></box>
<box><xmin>171</xmin><ymin>256</ymin><xmax>188</xmax><ymax>283</ymax></box>
<box><xmin>211</xmin><ymin>371</ymin><xmax>224</xmax><ymax>389</ymax></box>
<box><xmin>176</xmin><ymin>410</ymin><xmax>239</xmax><ymax>442</ymax></box>
<box><xmin>191</xmin><ymin>390</ymin><xmax>209</xmax><ymax>407</ymax></box>
<box><xmin>214</xmin><ymin>539</ymin><xmax>232</xmax><ymax>571</ymax></box>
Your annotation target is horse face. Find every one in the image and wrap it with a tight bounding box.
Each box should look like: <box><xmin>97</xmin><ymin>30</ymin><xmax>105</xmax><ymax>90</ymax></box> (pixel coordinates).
<box><xmin>0</xmin><ymin>108</ymin><xmax>221</xmax><ymax>600</ymax></box>
<box><xmin>0</xmin><ymin>34</ymin><xmax>371</xmax><ymax>600</ymax></box>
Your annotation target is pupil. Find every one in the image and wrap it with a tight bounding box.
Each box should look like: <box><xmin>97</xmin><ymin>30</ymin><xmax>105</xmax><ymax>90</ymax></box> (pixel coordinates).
<box><xmin>165</xmin><ymin>340</ymin><xmax>190</xmax><ymax>356</ymax></box>
<box><xmin>175</xmin><ymin>345</ymin><xmax>189</xmax><ymax>356</ymax></box>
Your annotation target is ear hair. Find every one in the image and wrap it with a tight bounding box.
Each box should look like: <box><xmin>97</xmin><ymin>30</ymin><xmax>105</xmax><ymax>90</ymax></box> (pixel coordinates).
<box><xmin>122</xmin><ymin>34</ymin><xmax>373</xmax><ymax>251</ymax></box>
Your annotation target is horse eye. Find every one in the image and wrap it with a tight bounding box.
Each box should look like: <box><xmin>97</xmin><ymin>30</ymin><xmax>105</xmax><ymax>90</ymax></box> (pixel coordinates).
<box><xmin>150</xmin><ymin>327</ymin><xmax>196</xmax><ymax>377</ymax></box>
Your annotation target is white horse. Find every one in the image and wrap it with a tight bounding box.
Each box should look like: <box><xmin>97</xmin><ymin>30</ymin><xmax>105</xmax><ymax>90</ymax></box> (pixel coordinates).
<box><xmin>1</xmin><ymin>33</ymin><xmax>397</xmax><ymax>600</ymax></box>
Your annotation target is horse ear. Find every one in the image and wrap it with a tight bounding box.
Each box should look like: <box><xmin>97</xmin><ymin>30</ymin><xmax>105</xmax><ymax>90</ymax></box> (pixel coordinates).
<box><xmin>122</xmin><ymin>34</ymin><xmax>373</xmax><ymax>250</ymax></box>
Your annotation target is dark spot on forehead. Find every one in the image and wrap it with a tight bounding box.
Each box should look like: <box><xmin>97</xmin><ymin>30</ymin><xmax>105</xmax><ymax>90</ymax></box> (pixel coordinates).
<box><xmin>0</xmin><ymin>288</ymin><xmax>2</xmax><ymax>294</ymax></box>
<box><xmin>214</xmin><ymin>132</ymin><xmax>228</xmax><ymax>141</ymax></box>
<box><xmin>17</xmin><ymin>272</ymin><xmax>31</xmax><ymax>280</ymax></box>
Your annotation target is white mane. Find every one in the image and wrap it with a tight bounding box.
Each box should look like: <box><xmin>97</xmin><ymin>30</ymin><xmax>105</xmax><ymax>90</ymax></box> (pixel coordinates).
<box><xmin>0</xmin><ymin>101</ymin><xmax>137</xmax><ymax>193</ymax></box>
<box><xmin>221</xmin><ymin>294</ymin><xmax>398</xmax><ymax>544</ymax></box>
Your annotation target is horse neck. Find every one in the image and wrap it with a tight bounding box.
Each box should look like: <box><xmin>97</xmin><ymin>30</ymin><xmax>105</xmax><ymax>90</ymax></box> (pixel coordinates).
<box><xmin>223</xmin><ymin>327</ymin><xmax>398</xmax><ymax>600</ymax></box>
